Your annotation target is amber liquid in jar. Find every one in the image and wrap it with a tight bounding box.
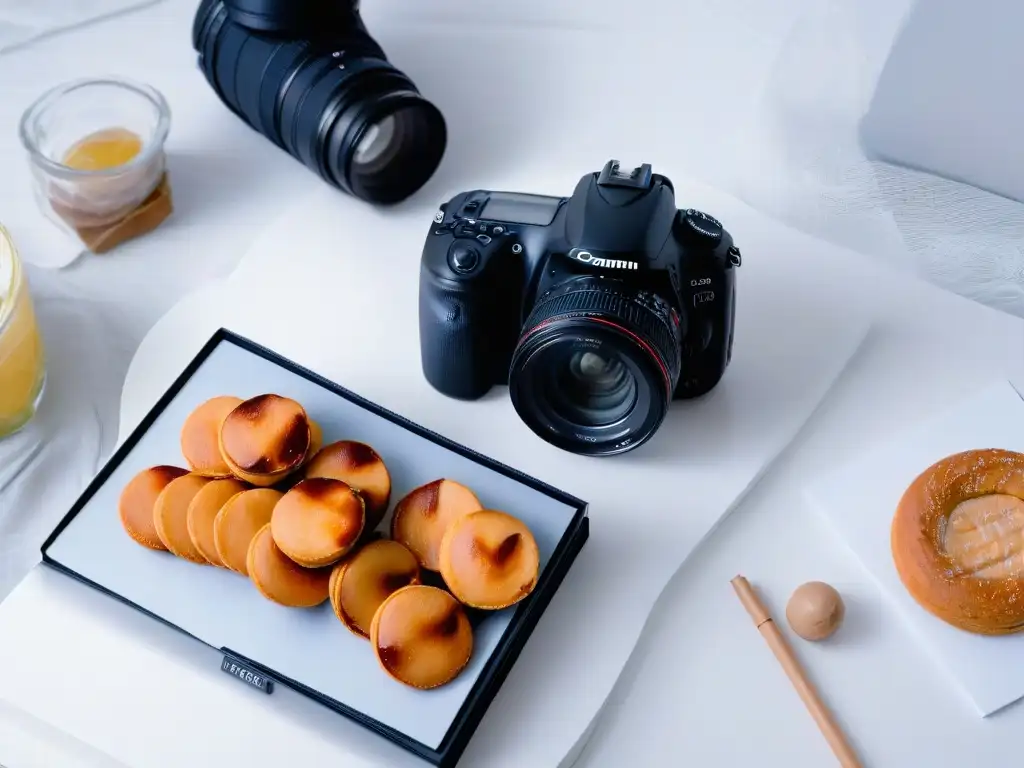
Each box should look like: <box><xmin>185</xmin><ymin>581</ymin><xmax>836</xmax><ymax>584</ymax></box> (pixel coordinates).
<box><xmin>48</xmin><ymin>127</ymin><xmax>152</xmax><ymax>231</ymax></box>
<box><xmin>62</xmin><ymin>127</ymin><xmax>143</xmax><ymax>171</ymax></box>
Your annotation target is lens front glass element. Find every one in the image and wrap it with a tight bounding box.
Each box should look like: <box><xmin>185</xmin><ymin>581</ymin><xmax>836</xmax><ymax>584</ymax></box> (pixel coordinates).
<box><xmin>508</xmin><ymin>276</ymin><xmax>680</xmax><ymax>457</ymax></box>
<box><xmin>353</xmin><ymin>114</ymin><xmax>396</xmax><ymax>167</ymax></box>
<box><xmin>545</xmin><ymin>350</ymin><xmax>638</xmax><ymax>427</ymax></box>
<box><xmin>510</xmin><ymin>329</ymin><xmax>666</xmax><ymax>457</ymax></box>
<box><xmin>341</xmin><ymin>103</ymin><xmax>446</xmax><ymax>203</ymax></box>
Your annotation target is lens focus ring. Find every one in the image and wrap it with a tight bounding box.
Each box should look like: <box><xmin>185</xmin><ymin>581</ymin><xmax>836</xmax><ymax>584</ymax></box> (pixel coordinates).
<box><xmin>520</xmin><ymin>276</ymin><xmax>682</xmax><ymax>396</ymax></box>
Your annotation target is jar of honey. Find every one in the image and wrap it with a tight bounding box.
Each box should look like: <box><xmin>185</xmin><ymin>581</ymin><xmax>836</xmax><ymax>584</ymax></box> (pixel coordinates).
<box><xmin>19</xmin><ymin>78</ymin><xmax>172</xmax><ymax>253</ymax></box>
<box><xmin>0</xmin><ymin>226</ymin><xmax>46</xmax><ymax>438</ymax></box>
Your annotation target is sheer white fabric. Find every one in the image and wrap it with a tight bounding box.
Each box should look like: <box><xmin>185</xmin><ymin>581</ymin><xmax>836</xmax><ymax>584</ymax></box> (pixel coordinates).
<box><xmin>728</xmin><ymin>0</ymin><xmax>1024</xmax><ymax>318</ymax></box>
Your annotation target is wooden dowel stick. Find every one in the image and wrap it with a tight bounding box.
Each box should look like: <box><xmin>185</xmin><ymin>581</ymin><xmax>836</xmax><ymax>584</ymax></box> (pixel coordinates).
<box><xmin>731</xmin><ymin>575</ymin><xmax>863</xmax><ymax>768</ymax></box>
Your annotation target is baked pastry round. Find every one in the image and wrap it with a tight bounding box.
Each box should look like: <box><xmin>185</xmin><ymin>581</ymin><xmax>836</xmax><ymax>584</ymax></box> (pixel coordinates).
<box><xmin>307</xmin><ymin>420</ymin><xmax>323</xmax><ymax>461</ymax></box>
<box><xmin>391</xmin><ymin>479</ymin><xmax>482</xmax><ymax>571</ymax></box>
<box><xmin>305</xmin><ymin>441</ymin><xmax>391</xmax><ymax>532</ymax></box>
<box><xmin>213</xmin><ymin>488</ymin><xmax>282</xmax><ymax>575</ymax></box>
<box><xmin>439</xmin><ymin>510</ymin><xmax>540</xmax><ymax>609</ymax></box>
<box><xmin>330</xmin><ymin>539</ymin><xmax>421</xmax><ymax>637</ymax></box>
<box><xmin>370</xmin><ymin>585</ymin><xmax>473</xmax><ymax>689</ymax></box>
<box><xmin>328</xmin><ymin>559</ymin><xmax>344</xmax><ymax>620</ymax></box>
<box><xmin>892</xmin><ymin>448</ymin><xmax>1024</xmax><ymax>635</ymax></box>
<box><xmin>186</xmin><ymin>478</ymin><xmax>248</xmax><ymax>567</ymax></box>
<box><xmin>153</xmin><ymin>474</ymin><xmax>211</xmax><ymax>563</ymax></box>
<box><xmin>180</xmin><ymin>396</ymin><xmax>243</xmax><ymax>477</ymax></box>
<box><xmin>119</xmin><ymin>465</ymin><xmax>188</xmax><ymax>550</ymax></box>
<box><xmin>218</xmin><ymin>394</ymin><xmax>312</xmax><ymax>486</ymax></box>
<box><xmin>271</xmin><ymin>478</ymin><xmax>365</xmax><ymax>567</ymax></box>
<box><xmin>247</xmin><ymin>524</ymin><xmax>331</xmax><ymax>608</ymax></box>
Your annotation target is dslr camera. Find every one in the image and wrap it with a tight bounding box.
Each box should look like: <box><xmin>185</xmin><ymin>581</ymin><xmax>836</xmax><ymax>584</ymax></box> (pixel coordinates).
<box><xmin>192</xmin><ymin>0</ymin><xmax>446</xmax><ymax>203</ymax></box>
<box><xmin>419</xmin><ymin>160</ymin><xmax>742</xmax><ymax>457</ymax></box>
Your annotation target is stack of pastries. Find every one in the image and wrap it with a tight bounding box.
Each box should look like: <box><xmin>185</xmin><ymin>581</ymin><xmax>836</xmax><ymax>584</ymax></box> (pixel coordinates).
<box><xmin>119</xmin><ymin>393</ymin><xmax>542</xmax><ymax>690</ymax></box>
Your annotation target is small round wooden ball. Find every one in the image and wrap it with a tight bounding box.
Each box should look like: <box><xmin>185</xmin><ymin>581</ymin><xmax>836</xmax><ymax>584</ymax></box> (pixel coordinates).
<box><xmin>786</xmin><ymin>581</ymin><xmax>845</xmax><ymax>641</ymax></box>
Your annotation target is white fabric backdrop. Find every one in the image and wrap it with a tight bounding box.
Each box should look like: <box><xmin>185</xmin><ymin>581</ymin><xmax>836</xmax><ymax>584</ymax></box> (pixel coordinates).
<box><xmin>727</xmin><ymin>0</ymin><xmax>1024</xmax><ymax>318</ymax></box>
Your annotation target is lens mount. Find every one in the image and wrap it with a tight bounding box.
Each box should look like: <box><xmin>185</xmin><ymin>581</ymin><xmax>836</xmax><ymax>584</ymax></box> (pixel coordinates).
<box><xmin>509</xmin><ymin>276</ymin><xmax>683</xmax><ymax>456</ymax></box>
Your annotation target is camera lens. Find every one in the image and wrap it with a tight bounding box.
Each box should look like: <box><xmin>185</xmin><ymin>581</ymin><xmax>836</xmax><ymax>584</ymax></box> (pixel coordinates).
<box><xmin>194</xmin><ymin>0</ymin><xmax>447</xmax><ymax>204</ymax></box>
<box><xmin>509</xmin><ymin>276</ymin><xmax>683</xmax><ymax>456</ymax></box>
<box><xmin>544</xmin><ymin>351</ymin><xmax>638</xmax><ymax>427</ymax></box>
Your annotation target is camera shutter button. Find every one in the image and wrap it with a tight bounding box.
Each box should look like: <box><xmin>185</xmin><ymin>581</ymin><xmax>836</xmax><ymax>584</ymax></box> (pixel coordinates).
<box><xmin>449</xmin><ymin>242</ymin><xmax>480</xmax><ymax>273</ymax></box>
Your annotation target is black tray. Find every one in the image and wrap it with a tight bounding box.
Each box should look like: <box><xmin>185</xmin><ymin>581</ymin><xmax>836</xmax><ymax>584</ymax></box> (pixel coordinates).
<box><xmin>40</xmin><ymin>329</ymin><xmax>589</xmax><ymax>768</ymax></box>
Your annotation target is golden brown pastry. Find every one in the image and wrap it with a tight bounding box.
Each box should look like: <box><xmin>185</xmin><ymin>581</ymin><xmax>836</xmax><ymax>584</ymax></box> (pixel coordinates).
<box><xmin>218</xmin><ymin>394</ymin><xmax>312</xmax><ymax>486</ymax></box>
<box><xmin>247</xmin><ymin>524</ymin><xmax>331</xmax><ymax>608</ymax></box>
<box><xmin>891</xmin><ymin>448</ymin><xmax>1024</xmax><ymax>635</ymax></box>
<box><xmin>180</xmin><ymin>396</ymin><xmax>243</xmax><ymax>478</ymax></box>
<box><xmin>119</xmin><ymin>465</ymin><xmax>188</xmax><ymax>551</ymax></box>
<box><xmin>330</xmin><ymin>539</ymin><xmax>421</xmax><ymax>637</ymax></box>
<box><xmin>304</xmin><ymin>441</ymin><xmax>391</xmax><ymax>532</ymax></box>
<box><xmin>370</xmin><ymin>585</ymin><xmax>473</xmax><ymax>689</ymax></box>
<box><xmin>153</xmin><ymin>474</ymin><xmax>211</xmax><ymax>564</ymax></box>
<box><xmin>186</xmin><ymin>478</ymin><xmax>248</xmax><ymax>567</ymax></box>
<box><xmin>439</xmin><ymin>510</ymin><xmax>540</xmax><ymax>610</ymax></box>
<box><xmin>329</xmin><ymin>558</ymin><xmax>344</xmax><ymax>620</ymax></box>
<box><xmin>390</xmin><ymin>479</ymin><xmax>482</xmax><ymax>571</ymax></box>
<box><xmin>213</xmin><ymin>488</ymin><xmax>282</xmax><ymax>575</ymax></box>
<box><xmin>270</xmin><ymin>478</ymin><xmax>365</xmax><ymax>568</ymax></box>
<box><xmin>307</xmin><ymin>420</ymin><xmax>323</xmax><ymax>461</ymax></box>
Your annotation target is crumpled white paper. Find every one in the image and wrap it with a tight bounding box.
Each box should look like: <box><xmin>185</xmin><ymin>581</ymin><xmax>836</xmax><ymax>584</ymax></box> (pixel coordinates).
<box><xmin>0</xmin><ymin>277</ymin><xmax>134</xmax><ymax>602</ymax></box>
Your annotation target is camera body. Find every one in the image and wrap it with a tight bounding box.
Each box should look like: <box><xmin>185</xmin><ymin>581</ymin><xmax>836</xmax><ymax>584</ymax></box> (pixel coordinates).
<box><xmin>419</xmin><ymin>160</ymin><xmax>741</xmax><ymax>456</ymax></box>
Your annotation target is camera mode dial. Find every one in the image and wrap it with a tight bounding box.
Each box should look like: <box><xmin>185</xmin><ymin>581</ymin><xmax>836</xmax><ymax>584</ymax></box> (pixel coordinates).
<box><xmin>674</xmin><ymin>209</ymin><xmax>724</xmax><ymax>249</ymax></box>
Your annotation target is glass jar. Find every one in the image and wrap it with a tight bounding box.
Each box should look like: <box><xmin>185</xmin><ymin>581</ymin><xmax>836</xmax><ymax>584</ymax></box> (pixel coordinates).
<box><xmin>0</xmin><ymin>226</ymin><xmax>46</xmax><ymax>438</ymax></box>
<box><xmin>19</xmin><ymin>77</ymin><xmax>171</xmax><ymax>243</ymax></box>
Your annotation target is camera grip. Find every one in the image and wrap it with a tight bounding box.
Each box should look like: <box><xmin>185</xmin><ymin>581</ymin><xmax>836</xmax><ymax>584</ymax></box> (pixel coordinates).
<box><xmin>419</xmin><ymin>264</ymin><xmax>497</xmax><ymax>400</ymax></box>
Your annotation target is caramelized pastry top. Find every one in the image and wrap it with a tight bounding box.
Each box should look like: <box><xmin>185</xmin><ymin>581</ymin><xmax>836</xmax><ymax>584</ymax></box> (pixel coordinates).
<box><xmin>246</xmin><ymin>524</ymin><xmax>331</xmax><ymax>608</ymax></box>
<box><xmin>439</xmin><ymin>509</ymin><xmax>540</xmax><ymax>610</ymax></box>
<box><xmin>370</xmin><ymin>585</ymin><xmax>473</xmax><ymax>689</ymax></box>
<box><xmin>391</xmin><ymin>479</ymin><xmax>482</xmax><ymax>571</ymax></box>
<box><xmin>305</xmin><ymin>440</ymin><xmax>391</xmax><ymax>528</ymax></box>
<box><xmin>333</xmin><ymin>539</ymin><xmax>421</xmax><ymax>637</ymax></box>
<box><xmin>271</xmin><ymin>478</ymin><xmax>365</xmax><ymax>567</ymax></box>
<box><xmin>219</xmin><ymin>394</ymin><xmax>311</xmax><ymax>476</ymax></box>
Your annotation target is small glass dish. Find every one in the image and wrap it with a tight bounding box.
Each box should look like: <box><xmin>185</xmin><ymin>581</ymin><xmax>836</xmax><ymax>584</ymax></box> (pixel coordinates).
<box><xmin>19</xmin><ymin>77</ymin><xmax>171</xmax><ymax>241</ymax></box>
<box><xmin>0</xmin><ymin>225</ymin><xmax>46</xmax><ymax>439</ymax></box>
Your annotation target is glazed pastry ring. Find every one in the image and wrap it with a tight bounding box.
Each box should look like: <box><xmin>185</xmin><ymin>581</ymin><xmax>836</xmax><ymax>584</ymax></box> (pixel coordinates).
<box><xmin>891</xmin><ymin>448</ymin><xmax>1024</xmax><ymax>635</ymax></box>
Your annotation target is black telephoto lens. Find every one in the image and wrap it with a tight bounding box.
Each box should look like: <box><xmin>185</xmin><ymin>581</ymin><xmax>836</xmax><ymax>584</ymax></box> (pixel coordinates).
<box><xmin>509</xmin><ymin>276</ymin><xmax>683</xmax><ymax>457</ymax></box>
<box><xmin>193</xmin><ymin>0</ymin><xmax>447</xmax><ymax>204</ymax></box>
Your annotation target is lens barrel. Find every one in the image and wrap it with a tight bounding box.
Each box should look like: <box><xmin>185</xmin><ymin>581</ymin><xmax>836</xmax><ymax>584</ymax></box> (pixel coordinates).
<box><xmin>509</xmin><ymin>276</ymin><xmax>683</xmax><ymax>457</ymax></box>
<box><xmin>193</xmin><ymin>0</ymin><xmax>447</xmax><ymax>204</ymax></box>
